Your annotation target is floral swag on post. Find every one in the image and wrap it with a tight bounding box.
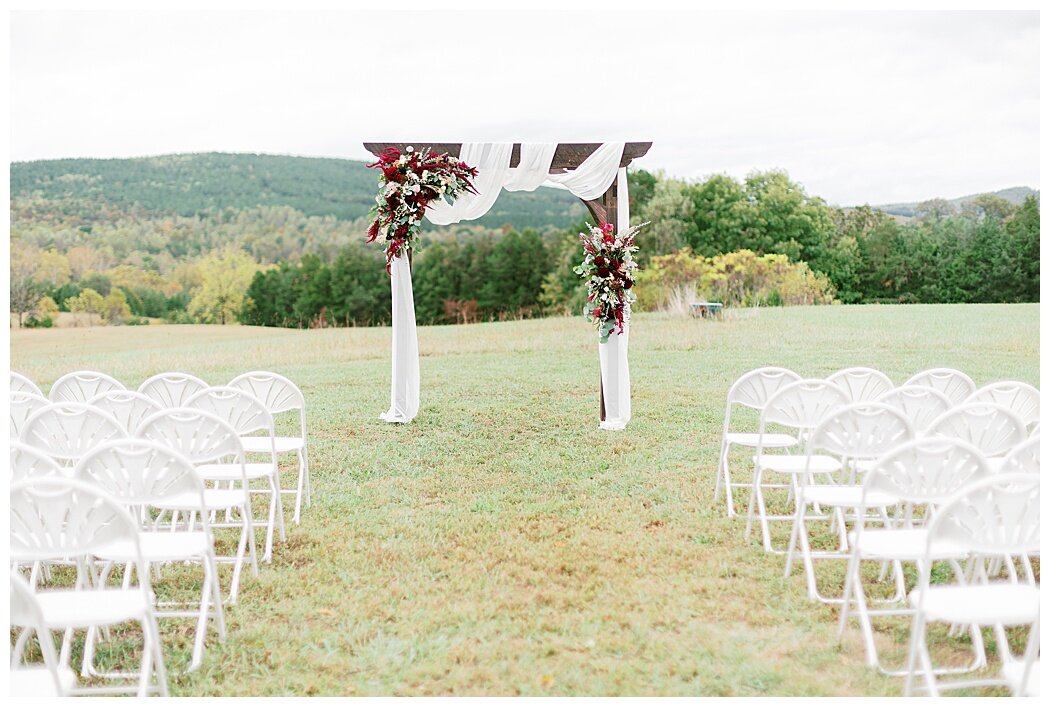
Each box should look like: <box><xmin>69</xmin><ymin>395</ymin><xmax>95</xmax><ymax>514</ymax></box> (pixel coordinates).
<box><xmin>366</xmin><ymin>146</ymin><xmax>479</xmax><ymax>268</ymax></box>
<box><xmin>575</xmin><ymin>221</ymin><xmax>646</xmax><ymax>343</ymax></box>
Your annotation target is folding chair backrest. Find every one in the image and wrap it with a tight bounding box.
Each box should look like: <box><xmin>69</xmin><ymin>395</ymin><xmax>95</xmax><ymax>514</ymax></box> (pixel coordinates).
<box><xmin>10</xmin><ymin>391</ymin><xmax>50</xmax><ymax>439</ymax></box>
<box><xmin>88</xmin><ymin>390</ymin><xmax>163</xmax><ymax>435</ymax></box>
<box><xmin>926</xmin><ymin>473</ymin><xmax>1040</xmax><ymax>557</ymax></box>
<box><xmin>904</xmin><ymin>368</ymin><xmax>976</xmax><ymax>405</ymax></box>
<box><xmin>876</xmin><ymin>385</ymin><xmax>953</xmax><ymax>433</ymax></box>
<box><xmin>827</xmin><ymin>367</ymin><xmax>894</xmax><ymax>402</ymax></box>
<box><xmin>48</xmin><ymin>371</ymin><xmax>125</xmax><ymax>403</ymax></box>
<box><xmin>999</xmin><ymin>435</ymin><xmax>1039</xmax><ymax>476</ymax></box>
<box><xmin>761</xmin><ymin>379</ymin><xmax>849</xmax><ymax>431</ymax></box>
<box><xmin>186</xmin><ymin>386</ymin><xmax>274</xmax><ymax>436</ymax></box>
<box><xmin>136</xmin><ymin>408</ymin><xmax>242</xmax><ymax>464</ymax></box>
<box><xmin>11</xmin><ymin>441</ymin><xmax>67</xmax><ymax>482</ymax></box>
<box><xmin>725</xmin><ymin>367</ymin><xmax>802</xmax><ymax>411</ymax></box>
<box><xmin>864</xmin><ymin>437</ymin><xmax>990</xmax><ymax>505</ymax></box>
<box><xmin>11</xmin><ymin>371</ymin><xmax>43</xmax><ymax>397</ymax></box>
<box><xmin>75</xmin><ymin>439</ymin><xmax>204</xmax><ymax>508</ymax></box>
<box><xmin>966</xmin><ymin>381</ymin><xmax>1040</xmax><ymax>428</ymax></box>
<box><xmin>137</xmin><ymin>372</ymin><xmax>209</xmax><ymax>408</ymax></box>
<box><xmin>807</xmin><ymin>402</ymin><xmax>915</xmax><ymax>460</ymax></box>
<box><xmin>928</xmin><ymin>402</ymin><xmax>1027</xmax><ymax>458</ymax></box>
<box><xmin>19</xmin><ymin>403</ymin><xmax>127</xmax><ymax>464</ymax></box>
<box><xmin>10</xmin><ymin>478</ymin><xmax>142</xmax><ymax>564</ymax></box>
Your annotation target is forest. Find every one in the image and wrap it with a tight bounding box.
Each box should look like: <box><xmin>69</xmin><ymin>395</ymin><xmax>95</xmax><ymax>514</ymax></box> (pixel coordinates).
<box><xmin>9</xmin><ymin>153</ymin><xmax>1040</xmax><ymax>329</ymax></box>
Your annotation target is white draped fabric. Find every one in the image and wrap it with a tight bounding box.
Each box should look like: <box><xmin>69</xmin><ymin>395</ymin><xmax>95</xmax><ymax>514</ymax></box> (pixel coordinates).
<box><xmin>597</xmin><ymin>166</ymin><xmax>632</xmax><ymax>431</ymax></box>
<box><xmin>382</xmin><ymin>142</ymin><xmax>633</xmax><ymax>429</ymax></box>
<box><xmin>379</xmin><ymin>254</ymin><xmax>420</xmax><ymax>423</ymax></box>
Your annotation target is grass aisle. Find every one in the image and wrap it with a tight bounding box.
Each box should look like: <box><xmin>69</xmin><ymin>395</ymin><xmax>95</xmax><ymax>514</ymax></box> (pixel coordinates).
<box><xmin>10</xmin><ymin>304</ymin><xmax>1039</xmax><ymax>696</ymax></box>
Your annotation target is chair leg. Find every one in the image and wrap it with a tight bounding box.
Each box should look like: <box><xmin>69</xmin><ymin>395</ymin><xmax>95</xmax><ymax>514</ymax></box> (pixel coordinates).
<box><xmin>293</xmin><ymin>451</ymin><xmax>306</xmax><ymax>525</ymax></box>
<box><xmin>302</xmin><ymin>445</ymin><xmax>311</xmax><ymax>508</ymax></box>
<box><xmin>145</xmin><ymin>613</ymin><xmax>169</xmax><ymax>697</ymax></box>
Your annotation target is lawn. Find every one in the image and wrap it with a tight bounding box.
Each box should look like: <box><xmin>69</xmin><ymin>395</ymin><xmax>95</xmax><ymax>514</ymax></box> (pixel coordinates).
<box><xmin>9</xmin><ymin>303</ymin><xmax>1040</xmax><ymax>696</ymax></box>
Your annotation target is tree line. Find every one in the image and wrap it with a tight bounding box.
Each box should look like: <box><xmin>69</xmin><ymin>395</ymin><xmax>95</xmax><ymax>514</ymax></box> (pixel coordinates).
<box><xmin>9</xmin><ymin>159</ymin><xmax>1039</xmax><ymax>329</ymax></box>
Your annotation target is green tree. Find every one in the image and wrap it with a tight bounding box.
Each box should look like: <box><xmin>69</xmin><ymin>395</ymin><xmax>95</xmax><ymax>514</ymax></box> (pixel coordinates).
<box><xmin>188</xmin><ymin>249</ymin><xmax>259</xmax><ymax>324</ymax></box>
<box><xmin>101</xmin><ymin>289</ymin><xmax>133</xmax><ymax>324</ymax></box>
<box><xmin>65</xmin><ymin>287</ymin><xmax>105</xmax><ymax>325</ymax></box>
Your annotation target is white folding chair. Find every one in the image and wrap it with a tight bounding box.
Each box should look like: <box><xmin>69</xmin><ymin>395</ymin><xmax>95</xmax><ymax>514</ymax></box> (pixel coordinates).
<box><xmin>229</xmin><ymin>371</ymin><xmax>312</xmax><ymax>524</ymax></box>
<box><xmin>876</xmin><ymin>385</ymin><xmax>952</xmax><ymax>434</ymax></box>
<box><xmin>76</xmin><ymin>439</ymin><xmax>226</xmax><ymax>672</ymax></box>
<box><xmin>9</xmin><ymin>479</ymin><xmax>169</xmax><ymax>696</ymax></box>
<box><xmin>10</xmin><ymin>571</ymin><xmax>76</xmax><ymax>697</ymax></box>
<box><xmin>11</xmin><ymin>370</ymin><xmax>44</xmax><ymax>397</ymax></box>
<box><xmin>827</xmin><ymin>367</ymin><xmax>894</xmax><ymax>402</ymax></box>
<box><xmin>88</xmin><ymin>389</ymin><xmax>163</xmax><ymax>434</ymax></box>
<box><xmin>136</xmin><ymin>408</ymin><xmax>258</xmax><ymax>604</ymax></box>
<box><xmin>904</xmin><ymin>368</ymin><xmax>976</xmax><ymax>406</ymax></box>
<box><xmin>904</xmin><ymin>474</ymin><xmax>1040</xmax><ymax>696</ymax></box>
<box><xmin>187</xmin><ymin>386</ymin><xmax>286</xmax><ymax>562</ymax></box>
<box><xmin>48</xmin><ymin>370</ymin><xmax>125</xmax><ymax>402</ymax></box>
<box><xmin>10</xmin><ymin>390</ymin><xmax>50</xmax><ymax>439</ymax></box>
<box><xmin>19</xmin><ymin>402</ymin><xmax>127</xmax><ymax>467</ymax></box>
<box><xmin>716</xmin><ymin>367</ymin><xmax>803</xmax><ymax>517</ymax></box>
<box><xmin>928</xmin><ymin>402</ymin><xmax>1027</xmax><ymax>470</ymax></box>
<box><xmin>966</xmin><ymin>381</ymin><xmax>1040</xmax><ymax>429</ymax></box>
<box><xmin>784</xmin><ymin>402</ymin><xmax>915</xmax><ymax>603</ymax></box>
<box><xmin>838</xmin><ymin>437</ymin><xmax>989</xmax><ymax>674</ymax></box>
<box><xmin>744</xmin><ymin>379</ymin><xmax>849</xmax><ymax>553</ymax></box>
<box><xmin>137</xmin><ymin>372</ymin><xmax>209</xmax><ymax>408</ymax></box>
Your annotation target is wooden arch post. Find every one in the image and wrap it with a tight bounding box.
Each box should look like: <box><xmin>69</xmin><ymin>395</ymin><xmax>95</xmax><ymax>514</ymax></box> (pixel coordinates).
<box><xmin>363</xmin><ymin>142</ymin><xmax>652</xmax><ymax>423</ymax></box>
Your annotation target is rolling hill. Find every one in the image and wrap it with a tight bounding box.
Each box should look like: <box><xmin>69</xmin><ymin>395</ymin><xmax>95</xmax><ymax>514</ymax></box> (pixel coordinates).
<box><xmin>873</xmin><ymin>186</ymin><xmax>1039</xmax><ymax>219</ymax></box>
<box><xmin>10</xmin><ymin>152</ymin><xmax>586</xmax><ymax>230</ymax></box>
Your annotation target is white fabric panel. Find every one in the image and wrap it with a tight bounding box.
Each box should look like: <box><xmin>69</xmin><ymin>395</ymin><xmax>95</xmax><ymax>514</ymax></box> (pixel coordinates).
<box><xmin>504</xmin><ymin>143</ymin><xmax>557</xmax><ymax>191</ymax></box>
<box><xmin>425</xmin><ymin>143</ymin><xmax>513</xmax><ymax>225</ymax></box>
<box><xmin>547</xmin><ymin>142</ymin><xmax>626</xmax><ymax>200</ymax></box>
<box><xmin>379</xmin><ymin>254</ymin><xmax>420</xmax><ymax>423</ymax></box>
<box><xmin>598</xmin><ymin>167</ymin><xmax>632</xmax><ymax>431</ymax></box>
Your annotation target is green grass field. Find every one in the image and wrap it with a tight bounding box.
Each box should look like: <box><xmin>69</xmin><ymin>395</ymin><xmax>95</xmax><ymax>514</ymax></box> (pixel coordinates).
<box><xmin>9</xmin><ymin>303</ymin><xmax>1039</xmax><ymax>696</ymax></box>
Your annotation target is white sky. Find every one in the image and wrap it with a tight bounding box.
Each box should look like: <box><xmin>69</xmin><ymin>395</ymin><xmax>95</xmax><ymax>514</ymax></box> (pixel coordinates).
<box><xmin>8</xmin><ymin>8</ymin><xmax>1040</xmax><ymax>206</ymax></box>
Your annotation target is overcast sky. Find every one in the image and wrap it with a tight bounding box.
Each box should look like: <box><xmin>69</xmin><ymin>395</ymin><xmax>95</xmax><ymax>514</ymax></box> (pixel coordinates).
<box><xmin>9</xmin><ymin>9</ymin><xmax>1039</xmax><ymax>206</ymax></box>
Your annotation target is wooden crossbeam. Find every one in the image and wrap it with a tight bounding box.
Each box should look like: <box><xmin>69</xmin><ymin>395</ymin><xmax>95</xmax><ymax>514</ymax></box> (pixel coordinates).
<box><xmin>362</xmin><ymin>142</ymin><xmax>652</xmax><ymax>170</ymax></box>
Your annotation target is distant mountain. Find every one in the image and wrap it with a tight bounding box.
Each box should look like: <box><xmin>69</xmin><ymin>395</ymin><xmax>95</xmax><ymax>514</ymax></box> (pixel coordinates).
<box><xmin>10</xmin><ymin>152</ymin><xmax>586</xmax><ymax>230</ymax></box>
<box><xmin>872</xmin><ymin>186</ymin><xmax>1039</xmax><ymax>219</ymax></box>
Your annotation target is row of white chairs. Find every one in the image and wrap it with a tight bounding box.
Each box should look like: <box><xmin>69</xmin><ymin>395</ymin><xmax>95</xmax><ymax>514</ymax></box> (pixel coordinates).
<box><xmin>9</xmin><ymin>370</ymin><xmax>313</xmax><ymax>696</ymax></box>
<box><xmin>717</xmin><ymin>366</ymin><xmax>1039</xmax><ymax>517</ymax></box>
<box><xmin>10</xmin><ymin>369</ymin><xmax>312</xmax><ymax>524</ymax></box>
<box><xmin>716</xmin><ymin>367</ymin><xmax>1040</xmax><ymax>696</ymax></box>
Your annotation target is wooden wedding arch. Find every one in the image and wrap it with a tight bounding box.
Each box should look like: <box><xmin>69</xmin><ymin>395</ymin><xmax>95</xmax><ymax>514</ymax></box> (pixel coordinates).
<box><xmin>363</xmin><ymin>141</ymin><xmax>653</xmax><ymax>422</ymax></box>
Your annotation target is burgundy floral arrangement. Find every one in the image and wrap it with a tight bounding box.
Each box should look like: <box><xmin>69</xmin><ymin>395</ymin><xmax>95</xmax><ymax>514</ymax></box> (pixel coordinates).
<box><xmin>366</xmin><ymin>146</ymin><xmax>478</xmax><ymax>269</ymax></box>
<box><xmin>574</xmin><ymin>221</ymin><xmax>645</xmax><ymax>343</ymax></box>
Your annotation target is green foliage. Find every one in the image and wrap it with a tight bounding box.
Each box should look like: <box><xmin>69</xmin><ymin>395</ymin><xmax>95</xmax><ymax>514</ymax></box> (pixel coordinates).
<box><xmin>635</xmin><ymin>248</ymin><xmax>836</xmax><ymax>310</ymax></box>
<box><xmin>187</xmin><ymin>249</ymin><xmax>260</xmax><ymax>325</ymax></box>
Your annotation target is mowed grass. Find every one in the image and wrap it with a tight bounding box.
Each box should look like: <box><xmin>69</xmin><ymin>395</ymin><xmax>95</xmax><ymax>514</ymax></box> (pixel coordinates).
<box><xmin>9</xmin><ymin>303</ymin><xmax>1039</xmax><ymax>696</ymax></box>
